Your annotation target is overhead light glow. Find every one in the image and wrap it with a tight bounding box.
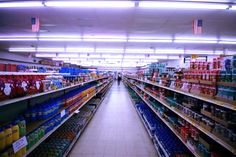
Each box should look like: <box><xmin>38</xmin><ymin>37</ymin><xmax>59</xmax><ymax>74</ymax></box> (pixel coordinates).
<box><xmin>138</xmin><ymin>1</ymin><xmax>228</xmax><ymax>10</ymax></box>
<box><xmin>39</xmin><ymin>38</ymin><xmax>82</xmax><ymax>41</ymax></box>
<box><xmin>124</xmin><ymin>55</ymin><xmax>145</xmax><ymax>59</ymax></box>
<box><xmin>9</xmin><ymin>47</ymin><xmax>36</xmax><ymax>52</ymax></box>
<box><xmin>37</xmin><ymin>48</ymin><xmax>64</xmax><ymax>52</ymax></box>
<box><xmin>66</xmin><ymin>47</ymin><xmax>94</xmax><ymax>53</ymax></box>
<box><xmin>0</xmin><ymin>2</ymin><xmax>44</xmax><ymax>8</ymax></box>
<box><xmin>36</xmin><ymin>54</ymin><xmax>57</xmax><ymax>58</ymax></box>
<box><xmin>150</xmin><ymin>55</ymin><xmax>168</xmax><ymax>59</ymax></box>
<box><xmin>126</xmin><ymin>49</ymin><xmax>154</xmax><ymax>54</ymax></box>
<box><xmin>45</xmin><ymin>1</ymin><xmax>135</xmax><ymax>8</ymax></box>
<box><xmin>57</xmin><ymin>54</ymin><xmax>78</xmax><ymax>58</ymax></box>
<box><xmin>155</xmin><ymin>49</ymin><xmax>184</xmax><ymax>54</ymax></box>
<box><xmin>128</xmin><ymin>39</ymin><xmax>172</xmax><ymax>43</ymax></box>
<box><xmin>0</xmin><ymin>38</ymin><xmax>37</xmax><ymax>41</ymax></box>
<box><xmin>96</xmin><ymin>48</ymin><xmax>124</xmax><ymax>53</ymax></box>
<box><xmin>83</xmin><ymin>38</ymin><xmax>126</xmax><ymax>42</ymax></box>
<box><xmin>218</xmin><ymin>41</ymin><xmax>236</xmax><ymax>44</ymax></box>
<box><xmin>174</xmin><ymin>37</ymin><xmax>218</xmax><ymax>44</ymax></box>
<box><xmin>102</xmin><ymin>54</ymin><xmax>123</xmax><ymax>58</ymax></box>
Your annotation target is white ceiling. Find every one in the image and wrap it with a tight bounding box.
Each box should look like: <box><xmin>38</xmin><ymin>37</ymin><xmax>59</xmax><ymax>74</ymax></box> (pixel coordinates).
<box><xmin>0</xmin><ymin>0</ymin><xmax>236</xmax><ymax>66</ymax></box>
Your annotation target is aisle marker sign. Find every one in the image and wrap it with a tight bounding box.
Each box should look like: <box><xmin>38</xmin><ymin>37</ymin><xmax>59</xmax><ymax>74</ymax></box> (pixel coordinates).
<box><xmin>193</xmin><ymin>19</ymin><xmax>202</xmax><ymax>34</ymax></box>
<box><xmin>12</xmin><ymin>136</ymin><xmax>28</xmax><ymax>153</ymax></box>
<box><xmin>31</xmin><ymin>17</ymin><xmax>40</xmax><ymax>32</ymax></box>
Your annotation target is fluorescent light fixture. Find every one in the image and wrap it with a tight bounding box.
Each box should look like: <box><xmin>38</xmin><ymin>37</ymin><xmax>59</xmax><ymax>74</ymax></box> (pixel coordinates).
<box><xmin>96</xmin><ymin>48</ymin><xmax>124</xmax><ymax>53</ymax></box>
<box><xmin>45</xmin><ymin>1</ymin><xmax>135</xmax><ymax>8</ymax></box>
<box><xmin>126</xmin><ymin>49</ymin><xmax>154</xmax><ymax>54</ymax></box>
<box><xmin>150</xmin><ymin>55</ymin><xmax>168</xmax><ymax>59</ymax></box>
<box><xmin>58</xmin><ymin>54</ymin><xmax>79</xmax><ymax>58</ymax></box>
<box><xmin>102</xmin><ymin>54</ymin><xmax>123</xmax><ymax>58</ymax></box>
<box><xmin>175</xmin><ymin>37</ymin><xmax>218</xmax><ymax>44</ymax></box>
<box><xmin>52</xmin><ymin>58</ymin><xmax>70</xmax><ymax>61</ymax></box>
<box><xmin>39</xmin><ymin>38</ymin><xmax>81</xmax><ymax>41</ymax></box>
<box><xmin>229</xmin><ymin>5</ymin><xmax>236</xmax><ymax>10</ymax></box>
<box><xmin>138</xmin><ymin>1</ymin><xmax>228</xmax><ymax>10</ymax></box>
<box><xmin>37</xmin><ymin>48</ymin><xmax>64</xmax><ymax>52</ymax></box>
<box><xmin>185</xmin><ymin>50</ymin><xmax>215</xmax><ymax>55</ymax></box>
<box><xmin>0</xmin><ymin>2</ymin><xmax>44</xmax><ymax>8</ymax></box>
<box><xmin>155</xmin><ymin>49</ymin><xmax>184</xmax><ymax>54</ymax></box>
<box><xmin>124</xmin><ymin>55</ymin><xmax>145</xmax><ymax>59</ymax></box>
<box><xmin>35</xmin><ymin>54</ymin><xmax>57</xmax><ymax>58</ymax></box>
<box><xmin>9</xmin><ymin>47</ymin><xmax>36</xmax><ymax>52</ymax></box>
<box><xmin>168</xmin><ymin>56</ymin><xmax>180</xmax><ymax>59</ymax></box>
<box><xmin>83</xmin><ymin>38</ymin><xmax>126</xmax><ymax>42</ymax></box>
<box><xmin>128</xmin><ymin>39</ymin><xmax>172</xmax><ymax>43</ymax></box>
<box><xmin>66</xmin><ymin>47</ymin><xmax>94</xmax><ymax>53</ymax></box>
<box><xmin>218</xmin><ymin>41</ymin><xmax>236</xmax><ymax>44</ymax></box>
<box><xmin>0</xmin><ymin>38</ymin><xmax>37</xmax><ymax>41</ymax></box>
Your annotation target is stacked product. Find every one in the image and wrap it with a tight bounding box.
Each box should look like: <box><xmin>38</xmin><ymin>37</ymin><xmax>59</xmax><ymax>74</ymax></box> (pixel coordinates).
<box><xmin>28</xmin><ymin>104</ymin><xmax>97</xmax><ymax>157</ymax></box>
<box><xmin>136</xmin><ymin>103</ymin><xmax>191</xmax><ymax>157</ymax></box>
<box><xmin>0</xmin><ymin>117</ymin><xmax>27</xmax><ymax>157</ymax></box>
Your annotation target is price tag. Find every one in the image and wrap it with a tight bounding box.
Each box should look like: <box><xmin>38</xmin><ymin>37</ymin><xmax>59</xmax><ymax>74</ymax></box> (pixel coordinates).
<box><xmin>74</xmin><ymin>110</ymin><xmax>80</xmax><ymax>114</ymax></box>
<box><xmin>61</xmin><ymin>109</ymin><xmax>66</xmax><ymax>118</ymax></box>
<box><xmin>12</xmin><ymin>136</ymin><xmax>28</xmax><ymax>153</ymax></box>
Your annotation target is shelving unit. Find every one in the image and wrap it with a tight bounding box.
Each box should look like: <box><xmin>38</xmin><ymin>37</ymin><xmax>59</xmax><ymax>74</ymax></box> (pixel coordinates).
<box><xmin>0</xmin><ymin>77</ymin><xmax>108</xmax><ymax>107</ymax></box>
<box><xmin>124</xmin><ymin>79</ymin><xmax>201</xmax><ymax>157</ymax></box>
<box><xmin>126</xmin><ymin>77</ymin><xmax>236</xmax><ymax>111</ymax></box>
<box><xmin>125</xmin><ymin>77</ymin><xmax>236</xmax><ymax>156</ymax></box>
<box><xmin>25</xmin><ymin>78</ymin><xmax>112</xmax><ymax>156</ymax></box>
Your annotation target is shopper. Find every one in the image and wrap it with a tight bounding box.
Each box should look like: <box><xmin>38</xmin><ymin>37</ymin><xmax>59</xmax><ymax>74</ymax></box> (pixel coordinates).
<box><xmin>117</xmin><ymin>73</ymin><xmax>122</xmax><ymax>86</ymax></box>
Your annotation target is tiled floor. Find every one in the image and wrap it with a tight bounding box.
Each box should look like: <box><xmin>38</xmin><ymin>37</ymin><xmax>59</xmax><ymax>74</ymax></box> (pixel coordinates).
<box><xmin>69</xmin><ymin>81</ymin><xmax>158</xmax><ymax>157</ymax></box>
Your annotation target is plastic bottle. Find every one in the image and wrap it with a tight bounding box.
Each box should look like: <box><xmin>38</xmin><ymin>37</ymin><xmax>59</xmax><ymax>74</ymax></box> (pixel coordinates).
<box><xmin>17</xmin><ymin>117</ymin><xmax>26</xmax><ymax>137</ymax></box>
<box><xmin>0</xmin><ymin>127</ymin><xmax>6</xmax><ymax>151</ymax></box>
<box><xmin>7</xmin><ymin>147</ymin><xmax>14</xmax><ymax>157</ymax></box>
<box><xmin>0</xmin><ymin>150</ymin><xmax>8</xmax><ymax>157</ymax></box>
<box><xmin>20</xmin><ymin>147</ymin><xmax>26</xmax><ymax>156</ymax></box>
<box><xmin>4</xmin><ymin>125</ymin><xmax>12</xmax><ymax>147</ymax></box>
<box><xmin>14</xmin><ymin>150</ymin><xmax>21</xmax><ymax>157</ymax></box>
<box><xmin>11</xmin><ymin>121</ymin><xmax>19</xmax><ymax>142</ymax></box>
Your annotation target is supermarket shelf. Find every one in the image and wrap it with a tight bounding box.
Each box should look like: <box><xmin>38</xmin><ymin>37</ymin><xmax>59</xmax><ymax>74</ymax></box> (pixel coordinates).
<box><xmin>132</xmin><ymin>82</ymin><xmax>236</xmax><ymax>155</ymax></box>
<box><xmin>217</xmin><ymin>82</ymin><xmax>236</xmax><ymax>88</ymax></box>
<box><xmin>63</xmin><ymin>82</ymin><xmax>112</xmax><ymax>157</ymax></box>
<box><xmin>25</xmin><ymin>114</ymin><xmax>73</xmax><ymax>157</ymax></box>
<box><xmin>25</xmin><ymin>80</ymin><xmax>111</xmax><ymax>156</ymax></box>
<box><xmin>154</xmin><ymin>143</ymin><xmax>164</xmax><ymax>157</ymax></box>
<box><xmin>26</xmin><ymin>80</ymin><xmax>109</xmax><ymax>134</ymax></box>
<box><xmin>136</xmin><ymin>107</ymin><xmax>154</xmax><ymax>138</ymax></box>
<box><xmin>126</xmin><ymin>77</ymin><xmax>236</xmax><ymax>111</ymax></box>
<box><xmin>154</xmin><ymin>135</ymin><xmax>169</xmax><ymax>157</ymax></box>
<box><xmin>0</xmin><ymin>77</ymin><xmax>108</xmax><ymax>107</ymax></box>
<box><xmin>125</xmin><ymin>81</ymin><xmax>201</xmax><ymax>157</ymax></box>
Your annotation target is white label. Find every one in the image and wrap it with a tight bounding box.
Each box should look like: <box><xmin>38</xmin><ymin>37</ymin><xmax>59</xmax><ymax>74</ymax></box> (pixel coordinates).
<box><xmin>60</xmin><ymin>110</ymin><xmax>66</xmax><ymax>118</ymax></box>
<box><xmin>12</xmin><ymin>136</ymin><xmax>28</xmax><ymax>153</ymax></box>
<box><xmin>74</xmin><ymin>110</ymin><xmax>80</xmax><ymax>114</ymax></box>
<box><xmin>4</xmin><ymin>83</ymin><xmax>11</xmax><ymax>96</ymax></box>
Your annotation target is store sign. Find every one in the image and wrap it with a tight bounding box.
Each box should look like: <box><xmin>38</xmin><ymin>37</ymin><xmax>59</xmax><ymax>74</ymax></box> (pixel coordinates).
<box><xmin>12</xmin><ymin>136</ymin><xmax>28</xmax><ymax>153</ymax></box>
<box><xmin>60</xmin><ymin>109</ymin><xmax>66</xmax><ymax>118</ymax></box>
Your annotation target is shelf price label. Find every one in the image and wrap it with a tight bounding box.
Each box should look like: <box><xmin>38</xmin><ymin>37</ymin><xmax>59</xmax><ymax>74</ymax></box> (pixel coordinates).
<box><xmin>12</xmin><ymin>136</ymin><xmax>28</xmax><ymax>153</ymax></box>
<box><xmin>61</xmin><ymin>109</ymin><xmax>66</xmax><ymax>118</ymax></box>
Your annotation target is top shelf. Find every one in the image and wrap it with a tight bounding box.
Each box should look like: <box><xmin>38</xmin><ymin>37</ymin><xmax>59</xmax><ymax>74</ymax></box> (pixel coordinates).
<box><xmin>0</xmin><ymin>77</ymin><xmax>108</xmax><ymax>107</ymax></box>
<box><xmin>126</xmin><ymin>77</ymin><xmax>236</xmax><ymax>111</ymax></box>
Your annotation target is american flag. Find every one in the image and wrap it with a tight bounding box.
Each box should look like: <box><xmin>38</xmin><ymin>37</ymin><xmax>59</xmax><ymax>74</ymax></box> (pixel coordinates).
<box><xmin>31</xmin><ymin>17</ymin><xmax>40</xmax><ymax>32</ymax></box>
<box><xmin>193</xmin><ymin>19</ymin><xmax>202</xmax><ymax>35</ymax></box>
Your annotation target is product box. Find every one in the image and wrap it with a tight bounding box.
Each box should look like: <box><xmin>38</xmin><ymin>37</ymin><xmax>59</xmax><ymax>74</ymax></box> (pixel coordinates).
<box><xmin>0</xmin><ymin>64</ymin><xmax>6</xmax><ymax>71</ymax></box>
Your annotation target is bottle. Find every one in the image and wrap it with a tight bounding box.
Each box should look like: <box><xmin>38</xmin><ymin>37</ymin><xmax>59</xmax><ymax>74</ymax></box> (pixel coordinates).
<box><xmin>4</xmin><ymin>125</ymin><xmax>12</xmax><ymax>147</ymax></box>
<box><xmin>0</xmin><ymin>150</ymin><xmax>8</xmax><ymax>157</ymax></box>
<box><xmin>7</xmin><ymin>147</ymin><xmax>14</xmax><ymax>157</ymax></box>
<box><xmin>11</xmin><ymin>121</ymin><xmax>19</xmax><ymax>142</ymax></box>
<box><xmin>17</xmin><ymin>117</ymin><xmax>26</xmax><ymax>137</ymax></box>
<box><xmin>0</xmin><ymin>127</ymin><xmax>6</xmax><ymax>151</ymax></box>
<box><xmin>20</xmin><ymin>147</ymin><xmax>26</xmax><ymax>156</ymax></box>
<box><xmin>14</xmin><ymin>150</ymin><xmax>21</xmax><ymax>157</ymax></box>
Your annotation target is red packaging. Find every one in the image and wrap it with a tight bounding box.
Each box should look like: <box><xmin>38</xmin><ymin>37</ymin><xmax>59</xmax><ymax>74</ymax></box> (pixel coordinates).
<box><xmin>0</xmin><ymin>64</ymin><xmax>6</xmax><ymax>71</ymax></box>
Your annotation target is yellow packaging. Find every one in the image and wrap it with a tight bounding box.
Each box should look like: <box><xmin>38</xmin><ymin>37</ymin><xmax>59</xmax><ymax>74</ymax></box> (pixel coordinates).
<box><xmin>0</xmin><ymin>128</ymin><xmax>6</xmax><ymax>151</ymax></box>
<box><xmin>11</xmin><ymin>122</ymin><xmax>19</xmax><ymax>142</ymax></box>
<box><xmin>4</xmin><ymin>125</ymin><xmax>12</xmax><ymax>147</ymax></box>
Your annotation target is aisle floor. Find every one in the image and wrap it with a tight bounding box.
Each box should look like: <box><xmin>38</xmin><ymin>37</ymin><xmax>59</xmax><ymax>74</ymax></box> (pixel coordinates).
<box><xmin>69</xmin><ymin>81</ymin><xmax>158</xmax><ymax>157</ymax></box>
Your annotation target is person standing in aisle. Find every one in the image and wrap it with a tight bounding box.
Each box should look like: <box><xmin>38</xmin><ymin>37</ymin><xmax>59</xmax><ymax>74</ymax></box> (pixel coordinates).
<box><xmin>117</xmin><ymin>73</ymin><xmax>122</xmax><ymax>86</ymax></box>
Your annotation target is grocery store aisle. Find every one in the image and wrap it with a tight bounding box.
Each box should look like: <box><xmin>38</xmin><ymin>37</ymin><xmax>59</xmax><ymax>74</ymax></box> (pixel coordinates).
<box><xmin>69</xmin><ymin>81</ymin><xmax>158</xmax><ymax>157</ymax></box>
